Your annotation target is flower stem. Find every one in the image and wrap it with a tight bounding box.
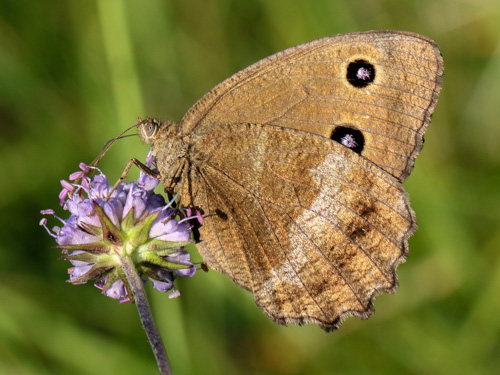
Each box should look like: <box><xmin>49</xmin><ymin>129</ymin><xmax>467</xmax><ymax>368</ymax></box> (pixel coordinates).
<box><xmin>121</xmin><ymin>256</ymin><xmax>173</xmax><ymax>375</ymax></box>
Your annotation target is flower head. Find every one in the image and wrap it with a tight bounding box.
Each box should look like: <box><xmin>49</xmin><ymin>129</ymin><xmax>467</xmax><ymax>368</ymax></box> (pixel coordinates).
<box><xmin>41</xmin><ymin>158</ymin><xmax>198</xmax><ymax>302</ymax></box>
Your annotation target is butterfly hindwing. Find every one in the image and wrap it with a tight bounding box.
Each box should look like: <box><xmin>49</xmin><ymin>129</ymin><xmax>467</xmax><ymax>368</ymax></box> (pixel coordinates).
<box><xmin>190</xmin><ymin>123</ymin><xmax>414</xmax><ymax>330</ymax></box>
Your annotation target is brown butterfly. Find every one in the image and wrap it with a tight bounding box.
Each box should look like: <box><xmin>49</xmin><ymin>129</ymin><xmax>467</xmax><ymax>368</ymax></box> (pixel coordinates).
<box><xmin>137</xmin><ymin>30</ymin><xmax>443</xmax><ymax>331</ymax></box>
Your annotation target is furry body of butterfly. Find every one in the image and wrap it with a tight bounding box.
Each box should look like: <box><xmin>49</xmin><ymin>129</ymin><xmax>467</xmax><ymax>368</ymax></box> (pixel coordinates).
<box><xmin>138</xmin><ymin>30</ymin><xmax>443</xmax><ymax>331</ymax></box>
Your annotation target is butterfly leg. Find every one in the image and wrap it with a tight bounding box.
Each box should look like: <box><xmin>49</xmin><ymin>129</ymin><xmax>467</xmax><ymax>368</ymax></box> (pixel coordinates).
<box><xmin>106</xmin><ymin>158</ymin><xmax>160</xmax><ymax>199</ymax></box>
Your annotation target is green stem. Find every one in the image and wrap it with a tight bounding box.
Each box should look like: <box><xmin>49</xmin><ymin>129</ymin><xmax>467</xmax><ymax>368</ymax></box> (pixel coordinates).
<box><xmin>121</xmin><ymin>256</ymin><xmax>173</xmax><ymax>375</ymax></box>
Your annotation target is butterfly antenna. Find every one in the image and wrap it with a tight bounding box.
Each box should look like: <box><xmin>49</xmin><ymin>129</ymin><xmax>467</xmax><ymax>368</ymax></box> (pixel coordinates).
<box><xmin>91</xmin><ymin>117</ymin><xmax>143</xmax><ymax>167</ymax></box>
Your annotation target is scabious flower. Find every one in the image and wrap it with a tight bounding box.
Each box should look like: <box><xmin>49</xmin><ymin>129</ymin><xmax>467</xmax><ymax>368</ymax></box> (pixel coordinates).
<box><xmin>40</xmin><ymin>158</ymin><xmax>197</xmax><ymax>302</ymax></box>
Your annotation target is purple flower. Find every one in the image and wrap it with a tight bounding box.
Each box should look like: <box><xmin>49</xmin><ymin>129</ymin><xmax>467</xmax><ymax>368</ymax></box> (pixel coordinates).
<box><xmin>40</xmin><ymin>160</ymin><xmax>198</xmax><ymax>301</ymax></box>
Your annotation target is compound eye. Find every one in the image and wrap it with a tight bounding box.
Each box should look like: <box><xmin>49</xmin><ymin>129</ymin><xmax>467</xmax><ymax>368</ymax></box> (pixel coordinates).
<box><xmin>141</xmin><ymin>118</ymin><xmax>159</xmax><ymax>137</ymax></box>
<box><xmin>145</xmin><ymin>122</ymin><xmax>155</xmax><ymax>136</ymax></box>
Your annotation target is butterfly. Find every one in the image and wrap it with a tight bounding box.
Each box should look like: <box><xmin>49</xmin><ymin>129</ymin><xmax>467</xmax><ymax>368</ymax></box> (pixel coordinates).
<box><xmin>137</xmin><ymin>30</ymin><xmax>443</xmax><ymax>331</ymax></box>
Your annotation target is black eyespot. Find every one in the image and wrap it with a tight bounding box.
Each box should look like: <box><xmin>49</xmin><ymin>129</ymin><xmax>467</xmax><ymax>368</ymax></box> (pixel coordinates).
<box><xmin>331</xmin><ymin>126</ymin><xmax>365</xmax><ymax>154</ymax></box>
<box><xmin>346</xmin><ymin>60</ymin><xmax>375</xmax><ymax>88</ymax></box>
<box><xmin>215</xmin><ymin>209</ymin><xmax>228</xmax><ymax>220</ymax></box>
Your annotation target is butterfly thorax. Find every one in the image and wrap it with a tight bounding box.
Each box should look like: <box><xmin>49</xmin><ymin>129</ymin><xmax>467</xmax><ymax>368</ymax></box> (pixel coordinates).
<box><xmin>138</xmin><ymin>118</ymin><xmax>188</xmax><ymax>194</ymax></box>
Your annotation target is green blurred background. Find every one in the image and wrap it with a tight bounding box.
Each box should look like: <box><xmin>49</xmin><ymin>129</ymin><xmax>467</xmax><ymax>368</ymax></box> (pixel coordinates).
<box><xmin>1</xmin><ymin>0</ymin><xmax>499</xmax><ymax>374</ymax></box>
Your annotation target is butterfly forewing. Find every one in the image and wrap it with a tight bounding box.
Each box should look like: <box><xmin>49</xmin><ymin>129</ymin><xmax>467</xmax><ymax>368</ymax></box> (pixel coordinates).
<box><xmin>181</xmin><ymin>30</ymin><xmax>443</xmax><ymax>182</ymax></box>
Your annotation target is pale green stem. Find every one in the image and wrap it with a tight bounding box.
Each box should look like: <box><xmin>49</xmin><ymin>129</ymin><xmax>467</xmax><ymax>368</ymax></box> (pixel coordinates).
<box><xmin>121</xmin><ymin>256</ymin><xmax>173</xmax><ymax>375</ymax></box>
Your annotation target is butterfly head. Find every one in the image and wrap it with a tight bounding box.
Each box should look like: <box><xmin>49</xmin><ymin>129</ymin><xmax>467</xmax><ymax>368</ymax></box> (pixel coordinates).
<box><xmin>138</xmin><ymin>117</ymin><xmax>162</xmax><ymax>145</ymax></box>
